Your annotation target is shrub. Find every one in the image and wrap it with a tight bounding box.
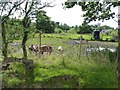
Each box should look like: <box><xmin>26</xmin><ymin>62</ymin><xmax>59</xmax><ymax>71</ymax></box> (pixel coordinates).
<box><xmin>109</xmin><ymin>39</ymin><xmax>115</xmax><ymax>42</ymax></box>
<box><xmin>7</xmin><ymin>77</ymin><xmax>23</xmax><ymax>87</ymax></box>
<box><xmin>67</xmin><ymin>28</ymin><xmax>77</xmax><ymax>34</ymax></box>
<box><xmin>54</xmin><ymin>28</ymin><xmax>63</xmax><ymax>34</ymax></box>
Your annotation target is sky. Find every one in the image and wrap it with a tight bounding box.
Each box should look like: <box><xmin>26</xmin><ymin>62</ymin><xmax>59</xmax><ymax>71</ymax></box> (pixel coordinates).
<box><xmin>42</xmin><ymin>0</ymin><xmax>118</xmax><ymax>28</ymax></box>
<box><xmin>8</xmin><ymin>0</ymin><xmax>118</xmax><ymax>29</ymax></box>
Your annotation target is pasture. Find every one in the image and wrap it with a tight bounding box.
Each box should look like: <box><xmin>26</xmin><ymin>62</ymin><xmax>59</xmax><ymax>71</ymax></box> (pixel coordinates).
<box><xmin>43</xmin><ymin>33</ymin><xmax>113</xmax><ymax>41</ymax></box>
<box><xmin>2</xmin><ymin>34</ymin><xmax>118</xmax><ymax>88</ymax></box>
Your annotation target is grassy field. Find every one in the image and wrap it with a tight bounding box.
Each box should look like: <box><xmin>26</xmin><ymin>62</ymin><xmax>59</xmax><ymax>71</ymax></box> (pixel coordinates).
<box><xmin>43</xmin><ymin>33</ymin><xmax>113</xmax><ymax>40</ymax></box>
<box><xmin>2</xmin><ymin>33</ymin><xmax>118</xmax><ymax>88</ymax></box>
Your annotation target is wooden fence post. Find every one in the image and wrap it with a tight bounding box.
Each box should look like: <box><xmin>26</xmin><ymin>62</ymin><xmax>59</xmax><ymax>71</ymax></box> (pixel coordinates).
<box><xmin>39</xmin><ymin>31</ymin><xmax>42</xmax><ymax>57</ymax></box>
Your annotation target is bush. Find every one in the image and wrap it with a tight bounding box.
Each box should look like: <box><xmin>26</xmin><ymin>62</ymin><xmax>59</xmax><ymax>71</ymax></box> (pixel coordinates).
<box><xmin>99</xmin><ymin>39</ymin><xmax>103</xmax><ymax>41</ymax></box>
<box><xmin>109</xmin><ymin>39</ymin><xmax>115</xmax><ymax>42</ymax></box>
<box><xmin>67</xmin><ymin>28</ymin><xmax>77</xmax><ymax>34</ymax></box>
<box><xmin>7</xmin><ymin>77</ymin><xmax>23</xmax><ymax>87</ymax></box>
<box><xmin>90</xmin><ymin>37</ymin><xmax>94</xmax><ymax>41</ymax></box>
<box><xmin>54</xmin><ymin>28</ymin><xmax>63</xmax><ymax>34</ymax></box>
<box><xmin>108</xmin><ymin>51</ymin><xmax>117</xmax><ymax>62</ymax></box>
<box><xmin>91</xmin><ymin>48</ymin><xmax>117</xmax><ymax>62</ymax></box>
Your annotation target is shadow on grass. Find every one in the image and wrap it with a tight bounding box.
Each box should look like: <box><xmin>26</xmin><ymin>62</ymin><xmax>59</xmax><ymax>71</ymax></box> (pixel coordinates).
<box><xmin>2</xmin><ymin>57</ymin><xmax>34</xmax><ymax>88</ymax></box>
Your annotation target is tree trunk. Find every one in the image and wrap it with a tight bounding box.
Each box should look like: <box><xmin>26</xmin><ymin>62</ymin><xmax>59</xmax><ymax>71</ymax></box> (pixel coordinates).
<box><xmin>22</xmin><ymin>30</ymin><xmax>28</xmax><ymax>60</ymax></box>
<box><xmin>1</xmin><ymin>22</ymin><xmax>8</xmax><ymax>59</ymax></box>
<box><xmin>22</xmin><ymin>59</ymin><xmax>34</xmax><ymax>88</ymax></box>
<box><xmin>22</xmin><ymin>30</ymin><xmax>30</xmax><ymax>87</ymax></box>
<box><xmin>118</xmin><ymin>19</ymin><xmax>120</xmax><ymax>89</ymax></box>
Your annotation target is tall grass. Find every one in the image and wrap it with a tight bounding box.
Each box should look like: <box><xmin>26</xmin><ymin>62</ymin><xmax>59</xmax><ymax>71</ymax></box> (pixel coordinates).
<box><xmin>4</xmin><ymin>35</ymin><xmax>117</xmax><ymax>88</ymax></box>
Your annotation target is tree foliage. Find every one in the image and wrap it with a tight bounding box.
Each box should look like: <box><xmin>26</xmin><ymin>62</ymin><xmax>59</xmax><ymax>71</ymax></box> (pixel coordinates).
<box><xmin>64</xmin><ymin>1</ymin><xmax>120</xmax><ymax>88</ymax></box>
<box><xmin>59</xmin><ymin>23</ymin><xmax>70</xmax><ymax>32</ymax></box>
<box><xmin>36</xmin><ymin>10</ymin><xmax>55</xmax><ymax>33</ymax></box>
<box><xmin>5</xmin><ymin>18</ymin><xmax>23</xmax><ymax>40</ymax></box>
<box><xmin>54</xmin><ymin>27</ymin><xmax>63</xmax><ymax>34</ymax></box>
<box><xmin>16</xmin><ymin>0</ymin><xmax>55</xmax><ymax>59</ymax></box>
<box><xmin>0</xmin><ymin>0</ymin><xmax>25</xmax><ymax>58</ymax></box>
<box><xmin>78</xmin><ymin>24</ymin><xmax>93</xmax><ymax>34</ymax></box>
<box><xmin>0</xmin><ymin>0</ymin><xmax>55</xmax><ymax>59</ymax></box>
<box><xmin>64</xmin><ymin>1</ymin><xmax>119</xmax><ymax>23</ymax></box>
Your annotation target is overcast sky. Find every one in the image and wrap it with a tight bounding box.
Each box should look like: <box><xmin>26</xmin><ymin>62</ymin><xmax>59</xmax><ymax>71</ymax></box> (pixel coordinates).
<box><xmin>42</xmin><ymin>0</ymin><xmax>118</xmax><ymax>28</ymax></box>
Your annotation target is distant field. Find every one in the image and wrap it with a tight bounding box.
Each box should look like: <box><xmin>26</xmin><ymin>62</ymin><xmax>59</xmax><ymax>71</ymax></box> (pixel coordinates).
<box><xmin>41</xmin><ymin>33</ymin><xmax>113</xmax><ymax>41</ymax></box>
<box><xmin>43</xmin><ymin>33</ymin><xmax>92</xmax><ymax>40</ymax></box>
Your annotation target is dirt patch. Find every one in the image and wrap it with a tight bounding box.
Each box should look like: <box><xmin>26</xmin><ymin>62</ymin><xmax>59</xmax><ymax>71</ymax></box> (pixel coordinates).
<box><xmin>66</xmin><ymin>40</ymin><xmax>117</xmax><ymax>48</ymax></box>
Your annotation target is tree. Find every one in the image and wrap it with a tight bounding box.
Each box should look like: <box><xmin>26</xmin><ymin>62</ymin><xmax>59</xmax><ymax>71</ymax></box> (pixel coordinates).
<box><xmin>36</xmin><ymin>10</ymin><xmax>55</xmax><ymax>33</ymax></box>
<box><xmin>5</xmin><ymin>18</ymin><xmax>23</xmax><ymax>40</ymax></box>
<box><xmin>28</xmin><ymin>22</ymin><xmax>37</xmax><ymax>38</ymax></box>
<box><xmin>59</xmin><ymin>23</ymin><xmax>70</xmax><ymax>32</ymax></box>
<box><xmin>99</xmin><ymin>25</ymin><xmax>114</xmax><ymax>30</ymax></box>
<box><xmin>65</xmin><ymin>2</ymin><xmax>119</xmax><ymax>22</ymax></box>
<box><xmin>13</xmin><ymin>0</ymin><xmax>55</xmax><ymax>87</ymax></box>
<box><xmin>78</xmin><ymin>24</ymin><xmax>93</xmax><ymax>34</ymax></box>
<box><xmin>64</xmin><ymin>1</ymin><xmax>120</xmax><ymax>88</ymax></box>
<box><xmin>18</xmin><ymin>0</ymin><xmax>55</xmax><ymax>60</ymax></box>
<box><xmin>0</xmin><ymin>0</ymin><xmax>55</xmax><ymax>87</ymax></box>
<box><xmin>0</xmin><ymin>0</ymin><xmax>25</xmax><ymax>59</ymax></box>
<box><xmin>36</xmin><ymin>10</ymin><xmax>55</xmax><ymax>56</ymax></box>
<box><xmin>55</xmin><ymin>22</ymin><xmax>60</xmax><ymax>28</ymax></box>
<box><xmin>54</xmin><ymin>27</ymin><xmax>63</xmax><ymax>34</ymax></box>
<box><xmin>67</xmin><ymin>28</ymin><xmax>77</xmax><ymax>34</ymax></box>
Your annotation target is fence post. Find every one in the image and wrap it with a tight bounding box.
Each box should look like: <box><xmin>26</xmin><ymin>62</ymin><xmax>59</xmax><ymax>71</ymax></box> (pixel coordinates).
<box><xmin>79</xmin><ymin>36</ymin><xmax>82</xmax><ymax>60</ymax></box>
<box><xmin>39</xmin><ymin>31</ymin><xmax>42</xmax><ymax>57</ymax></box>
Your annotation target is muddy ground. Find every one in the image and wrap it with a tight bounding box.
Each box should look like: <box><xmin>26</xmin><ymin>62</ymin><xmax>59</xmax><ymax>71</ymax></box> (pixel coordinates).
<box><xmin>66</xmin><ymin>40</ymin><xmax>117</xmax><ymax>49</ymax></box>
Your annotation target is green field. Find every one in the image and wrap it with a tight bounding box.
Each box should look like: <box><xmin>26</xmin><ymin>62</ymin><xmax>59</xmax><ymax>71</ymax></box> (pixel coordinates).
<box><xmin>43</xmin><ymin>33</ymin><xmax>113</xmax><ymax>40</ymax></box>
<box><xmin>2</xmin><ymin>34</ymin><xmax>118</xmax><ymax>88</ymax></box>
